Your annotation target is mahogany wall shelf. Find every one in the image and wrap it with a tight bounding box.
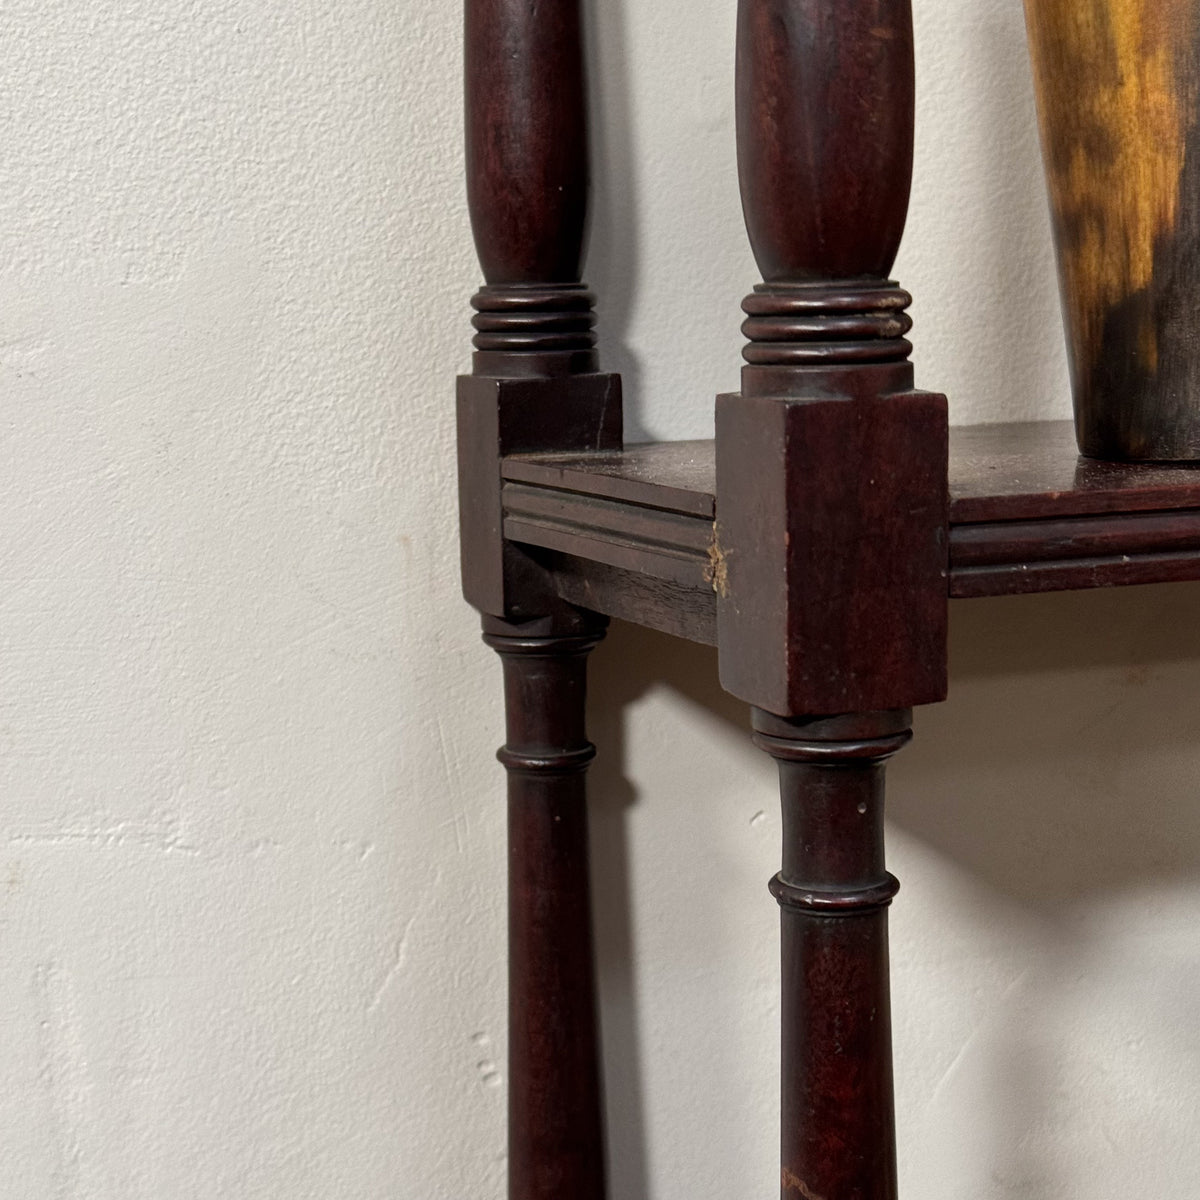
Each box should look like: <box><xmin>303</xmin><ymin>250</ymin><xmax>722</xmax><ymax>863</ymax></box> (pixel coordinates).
<box><xmin>503</xmin><ymin>419</ymin><xmax>1200</xmax><ymax>642</ymax></box>
<box><xmin>455</xmin><ymin>3</ymin><xmax>1200</xmax><ymax>1198</ymax></box>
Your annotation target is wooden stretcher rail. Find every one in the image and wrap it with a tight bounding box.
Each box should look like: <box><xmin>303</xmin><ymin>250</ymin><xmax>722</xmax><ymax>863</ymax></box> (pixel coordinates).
<box><xmin>501</xmin><ymin>420</ymin><xmax>1200</xmax><ymax>637</ymax></box>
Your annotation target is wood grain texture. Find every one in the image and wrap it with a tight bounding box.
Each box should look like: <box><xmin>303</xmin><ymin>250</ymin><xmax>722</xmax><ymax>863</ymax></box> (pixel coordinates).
<box><xmin>502</xmin><ymin>482</ymin><xmax>715</xmax><ymax>587</ymax></box>
<box><xmin>534</xmin><ymin>554</ymin><xmax>719</xmax><ymax>646</ymax></box>
<box><xmin>460</xmin><ymin>0</ymin><xmax>624</xmax><ymax>621</ymax></box>
<box><xmin>719</xmin><ymin>0</ymin><xmax>948</xmax><ymax>720</ymax></box>
<box><xmin>503</xmin><ymin>423</ymin><xmax>1200</xmax><ymax>524</ymax></box>
<box><xmin>503</xmin><ymin>441</ymin><xmax>716</xmax><ymax>518</ymax></box>
<box><xmin>736</xmin><ymin>0</ymin><xmax>914</xmax><ymax>283</ymax></box>
<box><xmin>734</xmin><ymin>0</ymin><xmax>918</xmax><ymax>384</ymax></box>
<box><xmin>1025</xmin><ymin>0</ymin><xmax>1200</xmax><ymax>458</ymax></box>
<box><xmin>461</xmin><ymin>10</ymin><xmax>618</xmax><ymax>1188</ymax></box>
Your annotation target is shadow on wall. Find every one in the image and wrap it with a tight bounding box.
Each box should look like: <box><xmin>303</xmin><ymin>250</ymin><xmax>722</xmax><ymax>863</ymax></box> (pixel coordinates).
<box><xmin>963</xmin><ymin>1</ymin><xmax>1068</xmax><ymax>424</ymax></box>
<box><xmin>584</xmin><ymin>0</ymin><xmax>646</xmax><ymax>441</ymax></box>
<box><xmin>585</xmin><ymin>581</ymin><xmax>1200</xmax><ymax>1195</ymax></box>
<box><xmin>905</xmin><ymin>582</ymin><xmax>1200</xmax><ymax>905</ymax></box>
<box><xmin>585</xmin><ymin>627</ymin><xmax>738</xmax><ymax>1200</ymax></box>
<box><xmin>591</xmin><ymin>582</ymin><xmax>1200</xmax><ymax>916</ymax></box>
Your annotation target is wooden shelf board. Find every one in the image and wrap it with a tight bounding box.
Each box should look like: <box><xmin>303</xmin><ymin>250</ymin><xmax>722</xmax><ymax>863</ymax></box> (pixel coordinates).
<box><xmin>508</xmin><ymin>421</ymin><xmax>1200</xmax><ymax>523</ymax></box>
<box><xmin>501</xmin><ymin>420</ymin><xmax>1200</xmax><ymax>628</ymax></box>
<box><xmin>504</xmin><ymin>441</ymin><xmax>716</xmax><ymax>518</ymax></box>
<box><xmin>948</xmin><ymin>421</ymin><xmax>1200</xmax><ymax>521</ymax></box>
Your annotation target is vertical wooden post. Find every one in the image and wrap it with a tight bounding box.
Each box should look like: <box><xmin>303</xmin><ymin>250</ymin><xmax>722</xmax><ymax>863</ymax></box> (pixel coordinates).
<box><xmin>459</xmin><ymin>0</ymin><xmax>622</xmax><ymax>622</ymax></box>
<box><xmin>484</xmin><ymin>616</ymin><xmax>607</xmax><ymax>1200</ymax></box>
<box><xmin>465</xmin><ymin>0</ymin><xmax>597</xmax><ymax>379</ymax></box>
<box><xmin>461</xmin><ymin>4</ymin><xmax>618</xmax><ymax>1199</ymax></box>
<box><xmin>717</xmin><ymin>4</ymin><xmax>949</xmax><ymax>1199</ymax></box>
<box><xmin>754</xmin><ymin>709</ymin><xmax>910</xmax><ymax>1200</ymax></box>
<box><xmin>717</xmin><ymin>0</ymin><xmax>948</xmax><ymax>717</ymax></box>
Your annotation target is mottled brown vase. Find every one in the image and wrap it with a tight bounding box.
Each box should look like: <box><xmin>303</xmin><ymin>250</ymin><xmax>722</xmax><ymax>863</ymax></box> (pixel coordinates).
<box><xmin>1024</xmin><ymin>0</ymin><xmax>1200</xmax><ymax>460</ymax></box>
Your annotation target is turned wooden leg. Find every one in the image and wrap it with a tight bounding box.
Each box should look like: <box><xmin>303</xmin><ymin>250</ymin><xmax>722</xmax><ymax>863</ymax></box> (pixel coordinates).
<box><xmin>753</xmin><ymin>708</ymin><xmax>912</xmax><ymax>1200</ymax></box>
<box><xmin>483</xmin><ymin>615</ymin><xmax>607</xmax><ymax>1200</ymax></box>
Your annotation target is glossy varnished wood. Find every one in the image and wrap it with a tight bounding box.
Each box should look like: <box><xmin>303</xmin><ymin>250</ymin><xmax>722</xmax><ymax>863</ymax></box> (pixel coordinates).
<box><xmin>716</xmin><ymin>386</ymin><xmax>949</xmax><ymax>714</ymax></box>
<box><xmin>459</xmin><ymin>374</ymin><xmax>622</xmax><ymax>619</ymax></box>
<box><xmin>500</xmin><ymin>422</ymin><xmax>1200</xmax><ymax>608</ymax></box>
<box><xmin>737</xmin><ymin>0</ymin><xmax>914</xmax><ymax>286</ymax></box>
<box><xmin>460</xmin><ymin>5</ymin><xmax>618</xmax><ymax>1198</ymax></box>
<box><xmin>454</xmin><ymin>2</ymin><xmax>1200</xmax><ymax>1197</ymax></box>
<box><xmin>511</xmin><ymin>423</ymin><xmax>1200</xmax><ymax>521</ymax></box>
<box><xmin>720</xmin><ymin>0</ymin><xmax>948</xmax><ymax>721</ymax></box>
<box><xmin>950</xmin><ymin>421</ymin><xmax>1200</xmax><ymax>592</ymax></box>
<box><xmin>505</xmin><ymin>442</ymin><xmax>717</xmax><ymax>518</ymax></box>
<box><xmin>484</xmin><ymin>617</ymin><xmax>607</xmax><ymax>1200</ymax></box>
<box><xmin>465</xmin><ymin>0</ymin><xmax>597</xmax><ymax>377</ymax></box>
<box><xmin>725</xmin><ymin>5</ymin><xmax>936</xmax><ymax>1198</ymax></box>
<box><xmin>502</xmin><ymin>483</ymin><xmax>714</xmax><ymax>588</ymax></box>
<box><xmin>948</xmin><ymin>420</ymin><xmax>1200</xmax><ymax>519</ymax></box>
<box><xmin>754</xmin><ymin>710</ymin><xmax>910</xmax><ymax>1200</ymax></box>
<box><xmin>502</xmin><ymin>442</ymin><xmax>719</xmax><ymax>643</ymax></box>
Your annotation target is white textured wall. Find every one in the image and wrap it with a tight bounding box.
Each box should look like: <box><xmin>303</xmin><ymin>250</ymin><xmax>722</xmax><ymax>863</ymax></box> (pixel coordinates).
<box><xmin>2</xmin><ymin>1</ymin><xmax>1199</xmax><ymax>1197</ymax></box>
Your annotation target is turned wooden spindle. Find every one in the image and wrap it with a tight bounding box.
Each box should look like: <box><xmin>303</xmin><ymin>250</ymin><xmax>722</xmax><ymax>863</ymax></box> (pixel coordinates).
<box><xmin>754</xmin><ymin>710</ymin><xmax>910</xmax><ymax>1200</ymax></box>
<box><xmin>461</xmin><ymin>6</ymin><xmax>618</xmax><ymax>1199</ymax></box>
<box><xmin>735</xmin><ymin>0</ymin><xmax>917</xmax><ymax>397</ymax></box>
<box><xmin>458</xmin><ymin>0</ymin><xmax>621</xmax><ymax>618</ymax></box>
<box><xmin>483</xmin><ymin>617</ymin><xmax>608</xmax><ymax>1200</ymax></box>
<box><xmin>717</xmin><ymin>7</ymin><xmax>948</xmax><ymax>1200</ymax></box>
<box><xmin>717</xmin><ymin>0</ymin><xmax>947</xmax><ymax>717</ymax></box>
<box><xmin>466</xmin><ymin>0</ymin><xmax>598</xmax><ymax>378</ymax></box>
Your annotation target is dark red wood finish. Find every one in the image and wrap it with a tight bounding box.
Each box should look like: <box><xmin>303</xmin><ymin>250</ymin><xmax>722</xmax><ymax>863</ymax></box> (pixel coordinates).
<box><xmin>484</xmin><ymin>616</ymin><xmax>607</xmax><ymax>1200</ymax></box>
<box><xmin>948</xmin><ymin>420</ymin><xmax>1200</xmax><ymax>520</ymax></box>
<box><xmin>716</xmin><ymin>388</ymin><xmax>948</xmax><ymax>714</ymax></box>
<box><xmin>460</xmin><ymin>5</ymin><xmax>617</xmax><ymax>1198</ymax></box>
<box><xmin>465</xmin><ymin>0</ymin><xmax>596</xmax><ymax>378</ymax></box>
<box><xmin>754</xmin><ymin>709</ymin><xmax>910</xmax><ymax>1200</ymax></box>
<box><xmin>717</xmin><ymin>0</ymin><xmax>948</xmax><ymax>716</ymax></box>
<box><xmin>458</xmin><ymin>373</ymin><xmax>621</xmax><ymax>619</ymax></box>
<box><xmin>459</xmin><ymin>0</ymin><xmax>623</xmax><ymax>620</ymax></box>
<box><xmin>456</xmin><ymin>0</ymin><xmax>1200</xmax><ymax>1195</ymax></box>
<box><xmin>723</xmin><ymin>6</ymin><xmax>941</xmax><ymax>1199</ymax></box>
<box><xmin>498</xmin><ymin>422</ymin><xmax>1200</xmax><ymax>611</ymax></box>
<box><xmin>737</xmin><ymin>0</ymin><xmax>914</xmax><ymax>287</ymax></box>
<box><xmin>734</xmin><ymin>0</ymin><xmax>915</xmax><ymax>391</ymax></box>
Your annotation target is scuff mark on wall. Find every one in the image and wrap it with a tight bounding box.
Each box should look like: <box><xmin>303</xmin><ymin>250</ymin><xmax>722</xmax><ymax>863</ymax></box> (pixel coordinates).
<box><xmin>434</xmin><ymin>713</ymin><xmax>469</xmax><ymax>854</ymax></box>
<box><xmin>11</xmin><ymin>815</ymin><xmax>200</xmax><ymax>858</ymax></box>
<box><xmin>366</xmin><ymin>914</ymin><xmax>418</xmax><ymax>1016</ymax></box>
<box><xmin>35</xmin><ymin>961</ymin><xmax>110</xmax><ymax>1199</ymax></box>
<box><xmin>366</xmin><ymin>869</ymin><xmax>444</xmax><ymax>1015</ymax></box>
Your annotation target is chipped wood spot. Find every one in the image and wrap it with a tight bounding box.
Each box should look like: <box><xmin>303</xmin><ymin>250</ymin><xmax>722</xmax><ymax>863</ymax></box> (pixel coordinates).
<box><xmin>705</xmin><ymin>523</ymin><xmax>728</xmax><ymax>597</ymax></box>
<box><xmin>782</xmin><ymin>1167</ymin><xmax>826</xmax><ymax>1200</ymax></box>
